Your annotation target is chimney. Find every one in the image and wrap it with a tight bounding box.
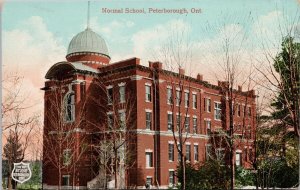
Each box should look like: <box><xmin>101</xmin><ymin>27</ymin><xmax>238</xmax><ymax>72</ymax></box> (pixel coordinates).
<box><xmin>238</xmin><ymin>85</ymin><xmax>242</xmax><ymax>92</ymax></box>
<box><xmin>197</xmin><ymin>74</ymin><xmax>203</xmax><ymax>81</ymax></box>
<box><xmin>179</xmin><ymin>67</ymin><xmax>185</xmax><ymax>75</ymax></box>
<box><xmin>149</xmin><ymin>61</ymin><xmax>162</xmax><ymax>70</ymax></box>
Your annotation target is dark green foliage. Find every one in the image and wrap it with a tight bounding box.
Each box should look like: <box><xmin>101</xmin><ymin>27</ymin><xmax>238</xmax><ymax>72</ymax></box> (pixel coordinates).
<box><xmin>272</xmin><ymin>36</ymin><xmax>300</xmax><ymax>134</ymax></box>
<box><xmin>3</xmin><ymin>131</ymin><xmax>23</xmax><ymax>163</ymax></box>
<box><xmin>235</xmin><ymin>167</ymin><xmax>255</xmax><ymax>187</ymax></box>
<box><xmin>176</xmin><ymin>160</ymin><xmax>230</xmax><ymax>190</ymax></box>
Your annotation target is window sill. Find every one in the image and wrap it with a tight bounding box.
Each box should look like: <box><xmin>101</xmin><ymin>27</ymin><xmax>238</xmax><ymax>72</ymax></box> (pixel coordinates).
<box><xmin>145</xmin><ymin>100</ymin><xmax>152</xmax><ymax>103</ymax></box>
<box><xmin>169</xmin><ymin>160</ymin><xmax>174</xmax><ymax>162</ymax></box>
<box><xmin>146</xmin><ymin>167</ymin><xmax>154</xmax><ymax>169</ymax></box>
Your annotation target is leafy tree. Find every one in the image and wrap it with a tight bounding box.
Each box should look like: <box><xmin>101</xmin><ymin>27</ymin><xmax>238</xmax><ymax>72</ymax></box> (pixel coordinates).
<box><xmin>235</xmin><ymin>167</ymin><xmax>255</xmax><ymax>187</ymax></box>
<box><xmin>3</xmin><ymin>130</ymin><xmax>24</xmax><ymax>189</ymax></box>
<box><xmin>272</xmin><ymin>37</ymin><xmax>300</xmax><ymax>137</ymax></box>
<box><xmin>176</xmin><ymin>160</ymin><xmax>230</xmax><ymax>190</ymax></box>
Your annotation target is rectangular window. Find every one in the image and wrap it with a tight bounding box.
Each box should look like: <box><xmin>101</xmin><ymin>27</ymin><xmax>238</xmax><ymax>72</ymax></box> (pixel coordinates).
<box><xmin>146</xmin><ymin>177</ymin><xmax>152</xmax><ymax>186</ymax></box>
<box><xmin>176</xmin><ymin>90</ymin><xmax>181</xmax><ymax>106</ymax></box>
<box><xmin>176</xmin><ymin>115</ymin><xmax>181</xmax><ymax>131</ymax></box>
<box><xmin>248</xmin><ymin>107</ymin><xmax>251</xmax><ymax>117</ymax></box>
<box><xmin>214</xmin><ymin>102</ymin><xmax>221</xmax><ymax>120</ymax></box>
<box><xmin>184</xmin><ymin>92</ymin><xmax>189</xmax><ymax>107</ymax></box>
<box><xmin>63</xmin><ymin>149</ymin><xmax>71</xmax><ymax>166</ymax></box>
<box><xmin>206</xmin><ymin>120</ymin><xmax>211</xmax><ymax>135</ymax></box>
<box><xmin>169</xmin><ymin>170</ymin><xmax>175</xmax><ymax>186</ymax></box>
<box><xmin>194</xmin><ymin>145</ymin><xmax>199</xmax><ymax>161</ymax></box>
<box><xmin>204</xmin><ymin>98</ymin><xmax>212</xmax><ymax>112</ymax></box>
<box><xmin>244</xmin><ymin>148</ymin><xmax>248</xmax><ymax>162</ymax></box>
<box><xmin>249</xmin><ymin>149</ymin><xmax>253</xmax><ymax>162</ymax></box>
<box><xmin>107</xmin><ymin>88</ymin><xmax>113</xmax><ymax>104</ymax></box>
<box><xmin>146</xmin><ymin>112</ymin><xmax>152</xmax><ymax>130</ymax></box>
<box><xmin>217</xmin><ymin>149</ymin><xmax>225</xmax><ymax>162</ymax></box>
<box><xmin>193</xmin><ymin>118</ymin><xmax>197</xmax><ymax>134</ymax></box>
<box><xmin>107</xmin><ymin>113</ymin><xmax>113</xmax><ymax>128</ymax></box>
<box><xmin>167</xmin><ymin>88</ymin><xmax>173</xmax><ymax>104</ymax></box>
<box><xmin>184</xmin><ymin>117</ymin><xmax>190</xmax><ymax>133</ymax></box>
<box><xmin>119</xmin><ymin>86</ymin><xmax>125</xmax><ymax>103</ymax></box>
<box><xmin>237</xmin><ymin>104</ymin><xmax>241</xmax><ymax>117</ymax></box>
<box><xmin>236</xmin><ymin>152</ymin><xmax>241</xmax><ymax>166</ymax></box>
<box><xmin>62</xmin><ymin>175</ymin><xmax>70</xmax><ymax>186</ymax></box>
<box><xmin>206</xmin><ymin>144</ymin><xmax>212</xmax><ymax>160</ymax></box>
<box><xmin>192</xmin><ymin>94</ymin><xmax>197</xmax><ymax>109</ymax></box>
<box><xmin>145</xmin><ymin>85</ymin><xmax>151</xmax><ymax>102</ymax></box>
<box><xmin>186</xmin><ymin>144</ymin><xmax>191</xmax><ymax>161</ymax></box>
<box><xmin>146</xmin><ymin>152</ymin><xmax>153</xmax><ymax>168</ymax></box>
<box><xmin>177</xmin><ymin>145</ymin><xmax>182</xmax><ymax>162</ymax></box>
<box><xmin>167</xmin><ymin>113</ymin><xmax>173</xmax><ymax>131</ymax></box>
<box><xmin>168</xmin><ymin>143</ymin><xmax>174</xmax><ymax>161</ymax></box>
<box><xmin>119</xmin><ymin>112</ymin><xmax>126</xmax><ymax>129</ymax></box>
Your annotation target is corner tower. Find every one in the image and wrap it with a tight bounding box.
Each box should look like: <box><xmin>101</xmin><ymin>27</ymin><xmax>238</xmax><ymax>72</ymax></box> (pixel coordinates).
<box><xmin>66</xmin><ymin>27</ymin><xmax>110</xmax><ymax>69</ymax></box>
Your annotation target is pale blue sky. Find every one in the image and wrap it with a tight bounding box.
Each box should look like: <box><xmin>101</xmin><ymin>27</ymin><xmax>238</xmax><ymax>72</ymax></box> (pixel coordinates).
<box><xmin>3</xmin><ymin>0</ymin><xmax>299</xmax><ymax>53</ymax></box>
<box><xmin>2</xmin><ymin>0</ymin><xmax>299</xmax><ymax>96</ymax></box>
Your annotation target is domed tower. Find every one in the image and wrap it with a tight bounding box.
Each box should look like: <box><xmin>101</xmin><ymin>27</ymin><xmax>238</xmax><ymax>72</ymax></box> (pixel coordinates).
<box><xmin>66</xmin><ymin>27</ymin><xmax>110</xmax><ymax>69</ymax></box>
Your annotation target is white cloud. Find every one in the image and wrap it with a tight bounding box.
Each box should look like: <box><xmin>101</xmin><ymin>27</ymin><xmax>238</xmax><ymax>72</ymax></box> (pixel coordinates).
<box><xmin>3</xmin><ymin>16</ymin><xmax>66</xmax><ymax>120</ymax></box>
<box><xmin>131</xmin><ymin>19</ymin><xmax>191</xmax><ymax>65</ymax></box>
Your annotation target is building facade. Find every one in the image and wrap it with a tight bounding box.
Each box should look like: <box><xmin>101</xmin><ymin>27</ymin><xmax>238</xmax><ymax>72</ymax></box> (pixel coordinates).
<box><xmin>42</xmin><ymin>27</ymin><xmax>256</xmax><ymax>189</ymax></box>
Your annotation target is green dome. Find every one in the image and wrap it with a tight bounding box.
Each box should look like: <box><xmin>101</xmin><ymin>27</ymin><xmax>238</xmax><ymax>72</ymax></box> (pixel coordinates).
<box><xmin>67</xmin><ymin>28</ymin><xmax>109</xmax><ymax>57</ymax></box>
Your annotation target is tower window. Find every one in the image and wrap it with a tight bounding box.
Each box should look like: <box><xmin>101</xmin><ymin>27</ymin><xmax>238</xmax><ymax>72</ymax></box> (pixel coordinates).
<box><xmin>64</xmin><ymin>93</ymin><xmax>75</xmax><ymax>122</ymax></box>
<box><xmin>146</xmin><ymin>112</ymin><xmax>152</xmax><ymax>130</ymax></box>
<box><xmin>145</xmin><ymin>85</ymin><xmax>151</xmax><ymax>102</ymax></box>
<box><xmin>192</xmin><ymin>94</ymin><xmax>197</xmax><ymax>109</ymax></box>
<box><xmin>119</xmin><ymin>86</ymin><xmax>125</xmax><ymax>103</ymax></box>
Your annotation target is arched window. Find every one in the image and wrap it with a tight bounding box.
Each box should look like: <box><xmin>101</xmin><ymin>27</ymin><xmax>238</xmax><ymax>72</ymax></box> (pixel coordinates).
<box><xmin>64</xmin><ymin>93</ymin><xmax>75</xmax><ymax>122</ymax></box>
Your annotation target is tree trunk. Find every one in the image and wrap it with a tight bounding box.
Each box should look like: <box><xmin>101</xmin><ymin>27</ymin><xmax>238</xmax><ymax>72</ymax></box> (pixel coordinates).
<box><xmin>58</xmin><ymin>167</ymin><xmax>61</xmax><ymax>190</ymax></box>
<box><xmin>114</xmin><ymin>149</ymin><xmax>118</xmax><ymax>189</ymax></box>
<box><xmin>182</xmin><ymin>156</ymin><xmax>186</xmax><ymax>190</ymax></box>
<box><xmin>8</xmin><ymin>163</ymin><xmax>12</xmax><ymax>190</ymax></box>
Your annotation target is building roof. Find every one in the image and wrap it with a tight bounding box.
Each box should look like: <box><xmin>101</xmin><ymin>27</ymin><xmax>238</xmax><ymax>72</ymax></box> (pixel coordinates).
<box><xmin>67</xmin><ymin>28</ymin><xmax>109</xmax><ymax>57</ymax></box>
<box><xmin>45</xmin><ymin>61</ymin><xmax>99</xmax><ymax>79</ymax></box>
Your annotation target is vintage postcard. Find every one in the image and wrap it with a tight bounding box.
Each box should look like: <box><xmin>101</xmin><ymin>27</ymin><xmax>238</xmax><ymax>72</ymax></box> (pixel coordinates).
<box><xmin>1</xmin><ymin>1</ymin><xmax>299</xmax><ymax>189</ymax></box>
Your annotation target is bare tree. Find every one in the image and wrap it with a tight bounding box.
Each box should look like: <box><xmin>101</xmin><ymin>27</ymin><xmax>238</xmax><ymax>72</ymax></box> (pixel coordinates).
<box><xmin>43</xmin><ymin>81</ymin><xmax>88</xmax><ymax>190</ymax></box>
<box><xmin>2</xmin><ymin>73</ymin><xmax>39</xmax><ymax>190</ymax></box>
<box><xmin>198</xmin><ymin>14</ymin><xmax>258</xmax><ymax>189</ymax></box>
<box><xmin>88</xmin><ymin>79</ymin><xmax>137</xmax><ymax>189</ymax></box>
<box><xmin>152</xmin><ymin>26</ymin><xmax>194</xmax><ymax>190</ymax></box>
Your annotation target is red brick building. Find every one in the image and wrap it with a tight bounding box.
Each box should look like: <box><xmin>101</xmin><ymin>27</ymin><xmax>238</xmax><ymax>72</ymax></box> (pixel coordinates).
<box><xmin>42</xmin><ymin>27</ymin><xmax>256</xmax><ymax>189</ymax></box>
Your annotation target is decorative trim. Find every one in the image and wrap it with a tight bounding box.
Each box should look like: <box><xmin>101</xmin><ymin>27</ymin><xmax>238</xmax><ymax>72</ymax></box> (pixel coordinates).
<box><xmin>145</xmin><ymin>82</ymin><xmax>152</xmax><ymax>86</ymax></box>
<box><xmin>192</xmin><ymin>91</ymin><xmax>197</xmax><ymax>95</ymax></box>
<box><xmin>168</xmin><ymin>141</ymin><xmax>175</xmax><ymax>144</ymax></box>
<box><xmin>145</xmin><ymin>149</ymin><xmax>153</xmax><ymax>152</ymax></box>
<box><xmin>106</xmin><ymin>85</ymin><xmax>113</xmax><ymax>89</ymax></box>
<box><xmin>167</xmin><ymin>111</ymin><xmax>173</xmax><ymax>114</ymax></box>
<box><xmin>204</xmin><ymin>91</ymin><xmax>222</xmax><ymax>97</ymax></box>
<box><xmin>118</xmin><ymin>82</ymin><xmax>126</xmax><ymax>87</ymax></box>
<box><xmin>145</xmin><ymin>109</ymin><xmax>152</xmax><ymax>112</ymax></box>
<box><xmin>130</xmin><ymin>75</ymin><xmax>143</xmax><ymax>81</ymax></box>
<box><xmin>118</xmin><ymin>109</ymin><xmax>125</xmax><ymax>113</ymax></box>
<box><xmin>159</xmin><ymin>79</ymin><xmax>165</xmax><ymax>83</ymax></box>
<box><xmin>71</xmin><ymin>79</ymin><xmax>85</xmax><ymax>84</ymax></box>
<box><xmin>236</xmin><ymin>149</ymin><xmax>242</xmax><ymax>153</ymax></box>
<box><xmin>135</xmin><ymin>129</ymin><xmax>210</xmax><ymax>139</ymax></box>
